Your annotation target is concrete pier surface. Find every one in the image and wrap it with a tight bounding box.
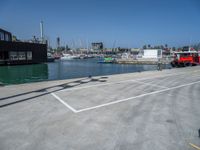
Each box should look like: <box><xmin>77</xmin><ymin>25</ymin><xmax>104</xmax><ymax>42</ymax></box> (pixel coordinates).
<box><xmin>0</xmin><ymin>66</ymin><xmax>200</xmax><ymax>150</ymax></box>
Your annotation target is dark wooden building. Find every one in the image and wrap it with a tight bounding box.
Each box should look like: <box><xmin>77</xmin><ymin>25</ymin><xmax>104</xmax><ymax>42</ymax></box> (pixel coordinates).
<box><xmin>0</xmin><ymin>28</ymin><xmax>47</xmax><ymax>65</ymax></box>
<box><xmin>0</xmin><ymin>28</ymin><xmax>12</xmax><ymax>41</ymax></box>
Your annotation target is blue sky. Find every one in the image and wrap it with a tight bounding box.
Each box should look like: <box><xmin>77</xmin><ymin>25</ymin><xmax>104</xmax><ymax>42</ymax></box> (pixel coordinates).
<box><xmin>0</xmin><ymin>0</ymin><xmax>200</xmax><ymax>48</ymax></box>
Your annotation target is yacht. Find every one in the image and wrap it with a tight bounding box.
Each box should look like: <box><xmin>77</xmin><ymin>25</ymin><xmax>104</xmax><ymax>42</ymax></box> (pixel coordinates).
<box><xmin>60</xmin><ymin>53</ymin><xmax>81</xmax><ymax>60</ymax></box>
<box><xmin>47</xmin><ymin>53</ymin><xmax>55</xmax><ymax>62</ymax></box>
<box><xmin>60</xmin><ymin>54</ymin><xmax>75</xmax><ymax>60</ymax></box>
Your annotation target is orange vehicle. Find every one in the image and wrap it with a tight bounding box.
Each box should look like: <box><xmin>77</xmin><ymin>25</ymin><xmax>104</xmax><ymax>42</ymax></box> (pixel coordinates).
<box><xmin>171</xmin><ymin>51</ymin><xmax>200</xmax><ymax>67</ymax></box>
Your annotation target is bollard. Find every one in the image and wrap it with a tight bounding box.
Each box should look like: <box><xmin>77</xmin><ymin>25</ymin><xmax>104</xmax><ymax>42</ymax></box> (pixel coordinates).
<box><xmin>157</xmin><ymin>59</ymin><xmax>162</xmax><ymax>71</ymax></box>
<box><xmin>157</xmin><ymin>62</ymin><xmax>162</xmax><ymax>71</ymax></box>
<box><xmin>0</xmin><ymin>82</ymin><xmax>4</xmax><ymax>87</ymax></box>
<box><xmin>160</xmin><ymin>63</ymin><xmax>162</xmax><ymax>71</ymax></box>
<box><xmin>199</xmin><ymin>129</ymin><xmax>200</xmax><ymax>138</ymax></box>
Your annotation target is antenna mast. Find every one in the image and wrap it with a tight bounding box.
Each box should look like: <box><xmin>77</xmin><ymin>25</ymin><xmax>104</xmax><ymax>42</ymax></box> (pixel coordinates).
<box><xmin>40</xmin><ymin>21</ymin><xmax>44</xmax><ymax>43</ymax></box>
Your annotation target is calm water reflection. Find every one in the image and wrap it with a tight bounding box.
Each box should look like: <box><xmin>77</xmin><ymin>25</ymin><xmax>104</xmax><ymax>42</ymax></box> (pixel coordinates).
<box><xmin>0</xmin><ymin>58</ymin><xmax>171</xmax><ymax>85</ymax></box>
<box><xmin>0</xmin><ymin>64</ymin><xmax>48</xmax><ymax>85</ymax></box>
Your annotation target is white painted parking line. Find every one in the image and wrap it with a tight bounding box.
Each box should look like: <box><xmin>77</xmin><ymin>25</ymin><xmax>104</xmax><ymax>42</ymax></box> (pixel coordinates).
<box><xmin>51</xmin><ymin>93</ymin><xmax>78</xmax><ymax>113</ymax></box>
<box><xmin>75</xmin><ymin>80</ymin><xmax>200</xmax><ymax>113</ymax></box>
<box><xmin>130</xmin><ymin>80</ymin><xmax>168</xmax><ymax>89</ymax></box>
<box><xmin>59</xmin><ymin>70</ymin><xmax>200</xmax><ymax>93</ymax></box>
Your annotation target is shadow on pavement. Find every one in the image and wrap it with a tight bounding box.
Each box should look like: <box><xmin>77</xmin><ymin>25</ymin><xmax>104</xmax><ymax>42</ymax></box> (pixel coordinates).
<box><xmin>0</xmin><ymin>76</ymin><xmax>108</xmax><ymax>108</ymax></box>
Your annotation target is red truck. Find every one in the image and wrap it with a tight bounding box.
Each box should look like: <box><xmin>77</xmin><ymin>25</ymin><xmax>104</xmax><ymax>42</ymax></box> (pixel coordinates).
<box><xmin>171</xmin><ymin>51</ymin><xmax>200</xmax><ymax>67</ymax></box>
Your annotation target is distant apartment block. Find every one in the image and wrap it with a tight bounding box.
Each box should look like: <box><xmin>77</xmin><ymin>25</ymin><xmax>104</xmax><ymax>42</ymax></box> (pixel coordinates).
<box><xmin>91</xmin><ymin>42</ymin><xmax>103</xmax><ymax>50</ymax></box>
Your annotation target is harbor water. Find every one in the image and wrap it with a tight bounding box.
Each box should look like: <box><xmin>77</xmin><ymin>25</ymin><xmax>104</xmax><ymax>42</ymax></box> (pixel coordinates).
<box><xmin>0</xmin><ymin>58</ymin><xmax>171</xmax><ymax>85</ymax></box>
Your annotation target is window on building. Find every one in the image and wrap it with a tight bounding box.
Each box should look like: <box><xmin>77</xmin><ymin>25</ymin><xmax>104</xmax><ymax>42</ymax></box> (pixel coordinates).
<box><xmin>18</xmin><ymin>52</ymin><xmax>26</xmax><ymax>60</ymax></box>
<box><xmin>0</xmin><ymin>52</ymin><xmax>3</xmax><ymax>60</ymax></box>
<box><xmin>0</xmin><ymin>32</ymin><xmax>4</xmax><ymax>41</ymax></box>
<box><xmin>27</xmin><ymin>51</ymin><xmax>32</xmax><ymax>60</ymax></box>
<box><xmin>5</xmin><ymin>33</ymin><xmax>9</xmax><ymax>41</ymax></box>
<box><xmin>9</xmin><ymin>52</ymin><xmax>18</xmax><ymax>60</ymax></box>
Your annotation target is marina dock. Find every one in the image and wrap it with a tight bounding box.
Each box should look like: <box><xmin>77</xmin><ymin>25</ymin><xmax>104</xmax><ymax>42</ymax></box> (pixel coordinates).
<box><xmin>115</xmin><ymin>58</ymin><xmax>172</xmax><ymax>65</ymax></box>
<box><xmin>0</xmin><ymin>67</ymin><xmax>200</xmax><ymax>150</ymax></box>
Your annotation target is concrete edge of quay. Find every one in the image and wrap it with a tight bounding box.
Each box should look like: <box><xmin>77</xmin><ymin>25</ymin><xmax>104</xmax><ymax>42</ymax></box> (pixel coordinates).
<box><xmin>1</xmin><ymin>66</ymin><xmax>199</xmax><ymax>90</ymax></box>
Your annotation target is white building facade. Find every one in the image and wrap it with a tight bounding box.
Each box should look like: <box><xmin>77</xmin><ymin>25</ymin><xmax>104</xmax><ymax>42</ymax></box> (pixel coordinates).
<box><xmin>138</xmin><ymin>49</ymin><xmax>163</xmax><ymax>59</ymax></box>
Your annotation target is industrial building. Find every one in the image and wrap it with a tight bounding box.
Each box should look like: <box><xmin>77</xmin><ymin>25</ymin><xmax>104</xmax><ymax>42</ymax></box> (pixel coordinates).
<box><xmin>0</xmin><ymin>28</ymin><xmax>47</xmax><ymax>65</ymax></box>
